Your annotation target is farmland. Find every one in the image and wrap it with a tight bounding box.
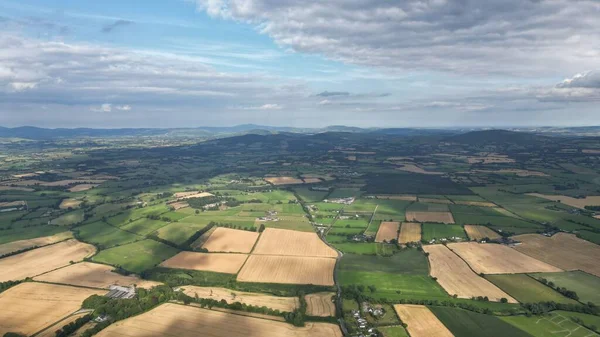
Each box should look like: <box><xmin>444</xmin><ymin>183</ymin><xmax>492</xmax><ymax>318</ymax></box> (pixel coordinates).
<box><xmin>485</xmin><ymin>274</ymin><xmax>579</xmax><ymax>304</ymax></box>
<box><xmin>429</xmin><ymin>306</ymin><xmax>531</xmax><ymax>337</ymax></box>
<box><xmin>398</xmin><ymin>222</ymin><xmax>421</xmax><ymax>244</ymax></box>
<box><xmin>422</xmin><ymin>223</ymin><xmax>467</xmax><ymax>242</ymax></box>
<box><xmin>0</xmin><ymin>231</ymin><xmax>72</xmax><ymax>256</ymax></box>
<box><xmin>375</xmin><ymin>221</ymin><xmax>400</xmax><ymax>243</ymax></box>
<box><xmin>93</xmin><ymin>239</ymin><xmax>179</xmax><ymax>274</ymax></box>
<box><xmin>237</xmin><ymin>255</ymin><xmax>335</xmax><ymax>286</ymax></box>
<box><xmin>160</xmin><ymin>252</ymin><xmax>248</xmax><ymax>274</ymax></box>
<box><xmin>180</xmin><ymin>286</ymin><xmax>299</xmax><ymax>312</ymax></box>
<box><xmin>393</xmin><ymin>304</ymin><xmax>454</xmax><ymax>337</ymax></box>
<box><xmin>201</xmin><ymin>227</ymin><xmax>260</xmax><ymax>253</ymax></box>
<box><xmin>405</xmin><ymin>211</ymin><xmax>455</xmax><ymax>224</ymax></box>
<box><xmin>252</xmin><ymin>228</ymin><xmax>337</xmax><ymax>257</ymax></box>
<box><xmin>530</xmin><ymin>271</ymin><xmax>600</xmax><ymax>305</ymax></box>
<box><xmin>464</xmin><ymin>225</ymin><xmax>501</xmax><ymax>241</ymax></box>
<box><xmin>305</xmin><ymin>292</ymin><xmax>336</xmax><ymax>317</ymax></box>
<box><xmin>502</xmin><ymin>312</ymin><xmax>598</xmax><ymax>337</ymax></box>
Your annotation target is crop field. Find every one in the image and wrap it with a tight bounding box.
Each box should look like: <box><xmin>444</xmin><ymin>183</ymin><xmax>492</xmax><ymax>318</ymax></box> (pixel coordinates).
<box><xmin>305</xmin><ymin>292</ymin><xmax>336</xmax><ymax>317</ymax></box>
<box><xmin>50</xmin><ymin>209</ymin><xmax>85</xmax><ymax>225</ymax></box>
<box><xmin>398</xmin><ymin>222</ymin><xmax>421</xmax><ymax>243</ymax></box>
<box><xmin>375</xmin><ymin>221</ymin><xmax>400</xmax><ymax>243</ymax></box>
<box><xmin>0</xmin><ymin>282</ymin><xmax>103</xmax><ymax>336</ymax></box>
<box><xmin>406</xmin><ymin>211</ymin><xmax>455</xmax><ymax>223</ymax></box>
<box><xmin>35</xmin><ymin>262</ymin><xmax>161</xmax><ymax>289</ymax></box>
<box><xmin>76</xmin><ymin>221</ymin><xmax>140</xmax><ymax>248</ymax></box>
<box><xmin>252</xmin><ymin>228</ymin><xmax>337</xmax><ymax>257</ymax></box>
<box><xmin>512</xmin><ymin>233</ymin><xmax>600</xmax><ymax>277</ymax></box>
<box><xmin>156</xmin><ymin>221</ymin><xmax>209</xmax><ymax>245</ymax></box>
<box><xmin>423</xmin><ymin>245</ymin><xmax>516</xmax><ymax>302</ymax></box>
<box><xmin>502</xmin><ymin>312</ymin><xmax>598</xmax><ymax>337</ymax></box>
<box><xmin>486</xmin><ymin>274</ymin><xmax>578</xmax><ymax>304</ymax></box>
<box><xmin>160</xmin><ymin>252</ymin><xmax>248</xmax><ymax>274</ymax></box>
<box><xmin>68</xmin><ymin>184</ymin><xmax>98</xmax><ymax>192</ymax></box>
<box><xmin>95</xmin><ymin>303</ymin><xmax>342</xmax><ymax>337</ymax></box>
<box><xmin>0</xmin><ymin>231</ymin><xmax>72</xmax><ymax>256</ymax></box>
<box><xmin>180</xmin><ymin>286</ymin><xmax>299</xmax><ymax>312</ymax></box>
<box><xmin>36</xmin><ymin>312</ymin><xmax>89</xmax><ymax>337</ymax></box>
<box><xmin>447</xmin><ymin>242</ymin><xmax>562</xmax><ymax>274</ymax></box>
<box><xmin>393</xmin><ymin>305</ymin><xmax>454</xmax><ymax>337</ymax></box>
<box><xmin>237</xmin><ymin>255</ymin><xmax>335</xmax><ymax>286</ymax></box>
<box><xmin>530</xmin><ymin>271</ymin><xmax>600</xmax><ymax>305</ymax></box>
<box><xmin>120</xmin><ymin>218</ymin><xmax>168</xmax><ymax>236</ymax></box>
<box><xmin>464</xmin><ymin>225</ymin><xmax>501</xmax><ymax>241</ymax></box>
<box><xmin>294</xmin><ymin>187</ymin><xmax>328</xmax><ymax>202</ymax></box>
<box><xmin>201</xmin><ymin>227</ymin><xmax>259</xmax><ymax>253</ymax></box>
<box><xmin>0</xmin><ymin>225</ymin><xmax>67</xmax><ymax>245</ymax></box>
<box><xmin>58</xmin><ymin>198</ymin><xmax>82</xmax><ymax>209</ymax></box>
<box><xmin>408</xmin><ymin>202</ymin><xmax>450</xmax><ymax>212</ymax></box>
<box><xmin>264</xmin><ymin>176</ymin><xmax>305</xmax><ymax>185</ymax></box>
<box><xmin>93</xmin><ymin>239</ymin><xmax>179</xmax><ymax>274</ymax></box>
<box><xmin>174</xmin><ymin>191</ymin><xmax>213</xmax><ymax>200</ymax></box>
<box><xmin>0</xmin><ymin>239</ymin><xmax>96</xmax><ymax>282</ymax></box>
<box><xmin>422</xmin><ymin>223</ymin><xmax>467</xmax><ymax>242</ymax></box>
<box><xmin>527</xmin><ymin>193</ymin><xmax>600</xmax><ymax>209</ymax></box>
<box><xmin>429</xmin><ymin>307</ymin><xmax>531</xmax><ymax>337</ymax></box>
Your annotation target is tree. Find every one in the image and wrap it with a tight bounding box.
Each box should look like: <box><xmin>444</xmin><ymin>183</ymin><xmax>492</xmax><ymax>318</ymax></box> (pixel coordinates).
<box><xmin>195</xmin><ymin>209</ymin><xmax>200</xmax><ymax>214</ymax></box>
<box><xmin>259</xmin><ymin>224</ymin><xmax>266</xmax><ymax>233</ymax></box>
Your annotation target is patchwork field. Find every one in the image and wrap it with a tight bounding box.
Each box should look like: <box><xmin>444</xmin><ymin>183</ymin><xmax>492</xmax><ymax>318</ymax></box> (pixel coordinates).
<box><xmin>92</xmin><ymin>239</ymin><xmax>179</xmax><ymax>274</ymax></box>
<box><xmin>160</xmin><ymin>252</ymin><xmax>248</xmax><ymax>274</ymax></box>
<box><xmin>180</xmin><ymin>286</ymin><xmax>299</xmax><ymax>312</ymax></box>
<box><xmin>237</xmin><ymin>255</ymin><xmax>335</xmax><ymax>286</ymax></box>
<box><xmin>305</xmin><ymin>292</ymin><xmax>336</xmax><ymax>317</ymax></box>
<box><xmin>35</xmin><ymin>262</ymin><xmax>161</xmax><ymax>289</ymax></box>
<box><xmin>201</xmin><ymin>227</ymin><xmax>260</xmax><ymax>253</ymax></box>
<box><xmin>264</xmin><ymin>176</ymin><xmax>305</xmax><ymax>185</ymax></box>
<box><xmin>429</xmin><ymin>307</ymin><xmax>532</xmax><ymax>337</ymax></box>
<box><xmin>68</xmin><ymin>184</ymin><xmax>99</xmax><ymax>192</ymax></box>
<box><xmin>398</xmin><ymin>222</ymin><xmax>421</xmax><ymax>244</ymax></box>
<box><xmin>252</xmin><ymin>228</ymin><xmax>337</xmax><ymax>258</ymax></box>
<box><xmin>422</xmin><ymin>223</ymin><xmax>466</xmax><ymax>242</ymax></box>
<box><xmin>530</xmin><ymin>271</ymin><xmax>600</xmax><ymax>305</ymax></box>
<box><xmin>512</xmin><ymin>233</ymin><xmax>600</xmax><ymax>277</ymax></box>
<box><xmin>375</xmin><ymin>221</ymin><xmax>400</xmax><ymax>243</ymax></box>
<box><xmin>423</xmin><ymin>245</ymin><xmax>517</xmax><ymax>303</ymax></box>
<box><xmin>0</xmin><ymin>282</ymin><xmax>103</xmax><ymax>336</ymax></box>
<box><xmin>486</xmin><ymin>274</ymin><xmax>578</xmax><ymax>304</ymax></box>
<box><xmin>95</xmin><ymin>303</ymin><xmax>342</xmax><ymax>337</ymax></box>
<box><xmin>527</xmin><ymin>193</ymin><xmax>600</xmax><ymax>209</ymax></box>
<box><xmin>0</xmin><ymin>231</ymin><xmax>72</xmax><ymax>256</ymax></box>
<box><xmin>502</xmin><ymin>312</ymin><xmax>598</xmax><ymax>337</ymax></box>
<box><xmin>406</xmin><ymin>211</ymin><xmax>455</xmax><ymax>224</ymax></box>
<box><xmin>393</xmin><ymin>304</ymin><xmax>454</xmax><ymax>337</ymax></box>
<box><xmin>0</xmin><ymin>239</ymin><xmax>96</xmax><ymax>282</ymax></box>
<box><xmin>447</xmin><ymin>242</ymin><xmax>562</xmax><ymax>274</ymax></box>
<box><xmin>464</xmin><ymin>225</ymin><xmax>501</xmax><ymax>241</ymax></box>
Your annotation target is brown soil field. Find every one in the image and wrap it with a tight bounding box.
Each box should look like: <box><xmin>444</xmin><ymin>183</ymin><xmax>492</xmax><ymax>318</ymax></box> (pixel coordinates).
<box><xmin>180</xmin><ymin>286</ymin><xmax>299</xmax><ymax>312</ymax></box>
<box><xmin>252</xmin><ymin>228</ymin><xmax>337</xmax><ymax>258</ymax></box>
<box><xmin>237</xmin><ymin>255</ymin><xmax>335</xmax><ymax>286</ymax></box>
<box><xmin>398</xmin><ymin>223</ymin><xmax>422</xmax><ymax>244</ymax></box>
<box><xmin>68</xmin><ymin>184</ymin><xmax>99</xmax><ymax>192</ymax></box>
<box><xmin>447</xmin><ymin>242</ymin><xmax>562</xmax><ymax>274</ymax></box>
<box><xmin>527</xmin><ymin>193</ymin><xmax>600</xmax><ymax>210</ymax></box>
<box><xmin>160</xmin><ymin>252</ymin><xmax>248</xmax><ymax>274</ymax></box>
<box><xmin>36</xmin><ymin>312</ymin><xmax>89</xmax><ymax>337</ymax></box>
<box><xmin>305</xmin><ymin>293</ymin><xmax>336</xmax><ymax>317</ymax></box>
<box><xmin>375</xmin><ymin>222</ymin><xmax>400</xmax><ymax>243</ymax></box>
<box><xmin>512</xmin><ymin>233</ymin><xmax>600</xmax><ymax>277</ymax></box>
<box><xmin>201</xmin><ymin>227</ymin><xmax>260</xmax><ymax>253</ymax></box>
<box><xmin>302</xmin><ymin>178</ymin><xmax>322</xmax><ymax>184</ymax></box>
<box><xmin>423</xmin><ymin>245</ymin><xmax>517</xmax><ymax>303</ymax></box>
<box><xmin>453</xmin><ymin>201</ymin><xmax>496</xmax><ymax>207</ymax></box>
<box><xmin>375</xmin><ymin>195</ymin><xmax>417</xmax><ymax>201</ymax></box>
<box><xmin>464</xmin><ymin>225</ymin><xmax>501</xmax><ymax>241</ymax></box>
<box><xmin>173</xmin><ymin>191</ymin><xmax>200</xmax><ymax>198</ymax></box>
<box><xmin>0</xmin><ymin>239</ymin><xmax>96</xmax><ymax>282</ymax></box>
<box><xmin>406</xmin><ymin>211</ymin><xmax>455</xmax><ymax>224</ymax></box>
<box><xmin>396</xmin><ymin>164</ymin><xmax>443</xmax><ymax>175</ymax></box>
<box><xmin>95</xmin><ymin>303</ymin><xmax>342</xmax><ymax>337</ymax></box>
<box><xmin>0</xmin><ymin>231</ymin><xmax>73</xmax><ymax>256</ymax></box>
<box><xmin>264</xmin><ymin>176</ymin><xmax>305</xmax><ymax>185</ymax></box>
<box><xmin>59</xmin><ymin>198</ymin><xmax>82</xmax><ymax>209</ymax></box>
<box><xmin>176</xmin><ymin>192</ymin><xmax>214</xmax><ymax>200</ymax></box>
<box><xmin>0</xmin><ymin>282</ymin><xmax>103</xmax><ymax>336</ymax></box>
<box><xmin>393</xmin><ymin>305</ymin><xmax>454</xmax><ymax>337</ymax></box>
<box><xmin>168</xmin><ymin>201</ymin><xmax>189</xmax><ymax>210</ymax></box>
<box><xmin>418</xmin><ymin>197</ymin><xmax>452</xmax><ymax>204</ymax></box>
<box><xmin>35</xmin><ymin>262</ymin><xmax>161</xmax><ymax>289</ymax></box>
<box><xmin>0</xmin><ymin>186</ymin><xmax>34</xmax><ymax>192</ymax></box>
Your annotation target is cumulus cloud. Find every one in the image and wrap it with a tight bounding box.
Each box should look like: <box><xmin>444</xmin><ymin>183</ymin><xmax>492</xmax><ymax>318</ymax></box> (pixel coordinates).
<box><xmin>557</xmin><ymin>71</ymin><xmax>600</xmax><ymax>89</ymax></box>
<box><xmin>195</xmin><ymin>0</ymin><xmax>600</xmax><ymax>76</ymax></box>
<box><xmin>102</xmin><ymin>20</ymin><xmax>134</xmax><ymax>33</ymax></box>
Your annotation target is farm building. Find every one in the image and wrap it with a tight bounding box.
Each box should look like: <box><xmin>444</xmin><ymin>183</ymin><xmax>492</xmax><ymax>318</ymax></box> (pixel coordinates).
<box><xmin>105</xmin><ymin>285</ymin><xmax>136</xmax><ymax>299</ymax></box>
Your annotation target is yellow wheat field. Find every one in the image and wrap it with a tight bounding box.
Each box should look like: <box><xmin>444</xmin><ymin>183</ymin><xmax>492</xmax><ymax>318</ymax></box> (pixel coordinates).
<box><xmin>180</xmin><ymin>286</ymin><xmax>299</xmax><ymax>312</ymax></box>
<box><xmin>264</xmin><ymin>177</ymin><xmax>305</xmax><ymax>185</ymax></box>
<box><xmin>237</xmin><ymin>255</ymin><xmax>335</xmax><ymax>286</ymax></box>
<box><xmin>375</xmin><ymin>222</ymin><xmax>400</xmax><ymax>243</ymax></box>
<box><xmin>160</xmin><ymin>252</ymin><xmax>248</xmax><ymax>274</ymax></box>
<box><xmin>59</xmin><ymin>199</ymin><xmax>82</xmax><ymax>209</ymax></box>
<box><xmin>305</xmin><ymin>293</ymin><xmax>336</xmax><ymax>317</ymax></box>
<box><xmin>252</xmin><ymin>228</ymin><xmax>337</xmax><ymax>258</ymax></box>
<box><xmin>398</xmin><ymin>222</ymin><xmax>422</xmax><ymax>244</ymax></box>
<box><xmin>393</xmin><ymin>305</ymin><xmax>454</xmax><ymax>337</ymax></box>
<box><xmin>0</xmin><ymin>239</ymin><xmax>96</xmax><ymax>282</ymax></box>
<box><xmin>423</xmin><ymin>245</ymin><xmax>517</xmax><ymax>303</ymax></box>
<box><xmin>0</xmin><ymin>232</ymin><xmax>73</xmax><ymax>256</ymax></box>
<box><xmin>201</xmin><ymin>227</ymin><xmax>260</xmax><ymax>253</ymax></box>
<box><xmin>406</xmin><ymin>211</ymin><xmax>455</xmax><ymax>224</ymax></box>
<box><xmin>464</xmin><ymin>225</ymin><xmax>501</xmax><ymax>241</ymax></box>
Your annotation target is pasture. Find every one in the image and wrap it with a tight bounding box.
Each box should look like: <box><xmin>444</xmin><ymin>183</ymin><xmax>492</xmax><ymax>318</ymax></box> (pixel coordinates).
<box><xmin>421</xmin><ymin>223</ymin><xmax>467</xmax><ymax>242</ymax></box>
<box><xmin>486</xmin><ymin>274</ymin><xmax>578</xmax><ymax>304</ymax></box>
<box><xmin>237</xmin><ymin>255</ymin><xmax>335</xmax><ymax>286</ymax></box>
<box><xmin>93</xmin><ymin>239</ymin><xmax>179</xmax><ymax>274</ymax></box>
<box><xmin>530</xmin><ymin>271</ymin><xmax>600</xmax><ymax>305</ymax></box>
<box><xmin>393</xmin><ymin>305</ymin><xmax>454</xmax><ymax>337</ymax></box>
<box><xmin>502</xmin><ymin>312</ymin><xmax>598</xmax><ymax>337</ymax></box>
<box><xmin>429</xmin><ymin>306</ymin><xmax>531</xmax><ymax>337</ymax></box>
<box><xmin>201</xmin><ymin>227</ymin><xmax>260</xmax><ymax>253</ymax></box>
<box><xmin>160</xmin><ymin>252</ymin><xmax>248</xmax><ymax>274</ymax></box>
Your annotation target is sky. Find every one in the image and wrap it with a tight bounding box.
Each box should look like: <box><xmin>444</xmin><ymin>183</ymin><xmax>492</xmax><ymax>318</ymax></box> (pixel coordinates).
<box><xmin>0</xmin><ymin>0</ymin><xmax>599</xmax><ymax>128</ymax></box>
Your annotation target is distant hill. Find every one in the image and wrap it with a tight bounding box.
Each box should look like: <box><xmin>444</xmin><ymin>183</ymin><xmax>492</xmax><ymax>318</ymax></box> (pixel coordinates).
<box><xmin>446</xmin><ymin>129</ymin><xmax>548</xmax><ymax>145</ymax></box>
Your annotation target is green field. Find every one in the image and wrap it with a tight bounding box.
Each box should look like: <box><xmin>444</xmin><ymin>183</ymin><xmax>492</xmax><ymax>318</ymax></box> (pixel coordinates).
<box><xmin>429</xmin><ymin>306</ymin><xmax>531</xmax><ymax>337</ymax></box>
<box><xmin>486</xmin><ymin>274</ymin><xmax>579</xmax><ymax>304</ymax></box>
<box><xmin>421</xmin><ymin>223</ymin><xmax>467</xmax><ymax>241</ymax></box>
<box><xmin>120</xmin><ymin>218</ymin><xmax>169</xmax><ymax>235</ymax></box>
<box><xmin>530</xmin><ymin>271</ymin><xmax>600</xmax><ymax>305</ymax></box>
<box><xmin>340</xmin><ymin>250</ymin><xmax>429</xmax><ymax>274</ymax></box>
<box><xmin>92</xmin><ymin>239</ymin><xmax>180</xmax><ymax>273</ymax></box>
<box><xmin>293</xmin><ymin>187</ymin><xmax>328</xmax><ymax>202</ymax></box>
<box><xmin>76</xmin><ymin>221</ymin><xmax>141</xmax><ymax>248</ymax></box>
<box><xmin>50</xmin><ymin>209</ymin><xmax>84</xmax><ymax>226</ymax></box>
<box><xmin>155</xmin><ymin>222</ymin><xmax>210</xmax><ymax>245</ymax></box>
<box><xmin>503</xmin><ymin>312</ymin><xmax>598</xmax><ymax>337</ymax></box>
<box><xmin>0</xmin><ymin>226</ymin><xmax>67</xmax><ymax>245</ymax></box>
<box><xmin>378</xmin><ymin>326</ymin><xmax>410</xmax><ymax>337</ymax></box>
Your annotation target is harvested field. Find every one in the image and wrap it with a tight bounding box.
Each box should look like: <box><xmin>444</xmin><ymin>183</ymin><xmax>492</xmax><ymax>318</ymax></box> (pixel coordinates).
<box><xmin>68</xmin><ymin>184</ymin><xmax>99</xmax><ymax>192</ymax></box>
<box><xmin>526</xmin><ymin>193</ymin><xmax>600</xmax><ymax>210</ymax></box>
<box><xmin>0</xmin><ymin>231</ymin><xmax>72</xmax><ymax>256</ymax></box>
<box><xmin>59</xmin><ymin>198</ymin><xmax>82</xmax><ymax>209</ymax></box>
<box><xmin>237</xmin><ymin>255</ymin><xmax>335</xmax><ymax>286</ymax></box>
<box><xmin>35</xmin><ymin>262</ymin><xmax>161</xmax><ymax>289</ymax></box>
<box><xmin>464</xmin><ymin>225</ymin><xmax>501</xmax><ymax>241</ymax></box>
<box><xmin>176</xmin><ymin>192</ymin><xmax>214</xmax><ymax>200</ymax></box>
<box><xmin>190</xmin><ymin>226</ymin><xmax>217</xmax><ymax>249</ymax></box>
<box><xmin>406</xmin><ymin>211</ymin><xmax>455</xmax><ymax>224</ymax></box>
<box><xmin>168</xmin><ymin>201</ymin><xmax>189</xmax><ymax>210</ymax></box>
<box><xmin>305</xmin><ymin>292</ymin><xmax>336</xmax><ymax>317</ymax></box>
<box><xmin>393</xmin><ymin>304</ymin><xmax>454</xmax><ymax>337</ymax></box>
<box><xmin>453</xmin><ymin>201</ymin><xmax>496</xmax><ymax>207</ymax></box>
<box><xmin>512</xmin><ymin>233</ymin><xmax>600</xmax><ymax>277</ymax></box>
<box><xmin>264</xmin><ymin>176</ymin><xmax>304</xmax><ymax>185</ymax></box>
<box><xmin>398</xmin><ymin>223</ymin><xmax>421</xmax><ymax>244</ymax></box>
<box><xmin>302</xmin><ymin>178</ymin><xmax>322</xmax><ymax>184</ymax></box>
<box><xmin>423</xmin><ymin>245</ymin><xmax>517</xmax><ymax>303</ymax></box>
<box><xmin>95</xmin><ymin>303</ymin><xmax>342</xmax><ymax>337</ymax></box>
<box><xmin>0</xmin><ymin>239</ymin><xmax>96</xmax><ymax>282</ymax></box>
<box><xmin>376</xmin><ymin>195</ymin><xmax>417</xmax><ymax>201</ymax></box>
<box><xmin>174</xmin><ymin>191</ymin><xmax>203</xmax><ymax>198</ymax></box>
<box><xmin>447</xmin><ymin>242</ymin><xmax>562</xmax><ymax>274</ymax></box>
<box><xmin>36</xmin><ymin>312</ymin><xmax>89</xmax><ymax>337</ymax></box>
<box><xmin>375</xmin><ymin>222</ymin><xmax>400</xmax><ymax>243</ymax></box>
<box><xmin>0</xmin><ymin>186</ymin><xmax>34</xmax><ymax>192</ymax></box>
<box><xmin>252</xmin><ymin>228</ymin><xmax>337</xmax><ymax>258</ymax></box>
<box><xmin>180</xmin><ymin>286</ymin><xmax>299</xmax><ymax>312</ymax></box>
<box><xmin>160</xmin><ymin>252</ymin><xmax>248</xmax><ymax>274</ymax></box>
<box><xmin>201</xmin><ymin>227</ymin><xmax>260</xmax><ymax>253</ymax></box>
<box><xmin>0</xmin><ymin>282</ymin><xmax>103</xmax><ymax>336</ymax></box>
<box><xmin>396</xmin><ymin>164</ymin><xmax>443</xmax><ymax>175</ymax></box>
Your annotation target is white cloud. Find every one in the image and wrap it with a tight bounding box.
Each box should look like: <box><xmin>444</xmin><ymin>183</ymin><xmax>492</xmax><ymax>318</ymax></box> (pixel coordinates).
<box><xmin>557</xmin><ymin>71</ymin><xmax>600</xmax><ymax>89</ymax></box>
<box><xmin>116</xmin><ymin>105</ymin><xmax>132</xmax><ymax>111</ymax></box>
<box><xmin>90</xmin><ymin>103</ymin><xmax>113</xmax><ymax>112</ymax></box>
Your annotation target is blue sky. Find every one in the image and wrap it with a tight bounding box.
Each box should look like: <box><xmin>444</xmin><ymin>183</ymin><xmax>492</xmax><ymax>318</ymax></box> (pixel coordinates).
<box><xmin>0</xmin><ymin>0</ymin><xmax>599</xmax><ymax>128</ymax></box>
